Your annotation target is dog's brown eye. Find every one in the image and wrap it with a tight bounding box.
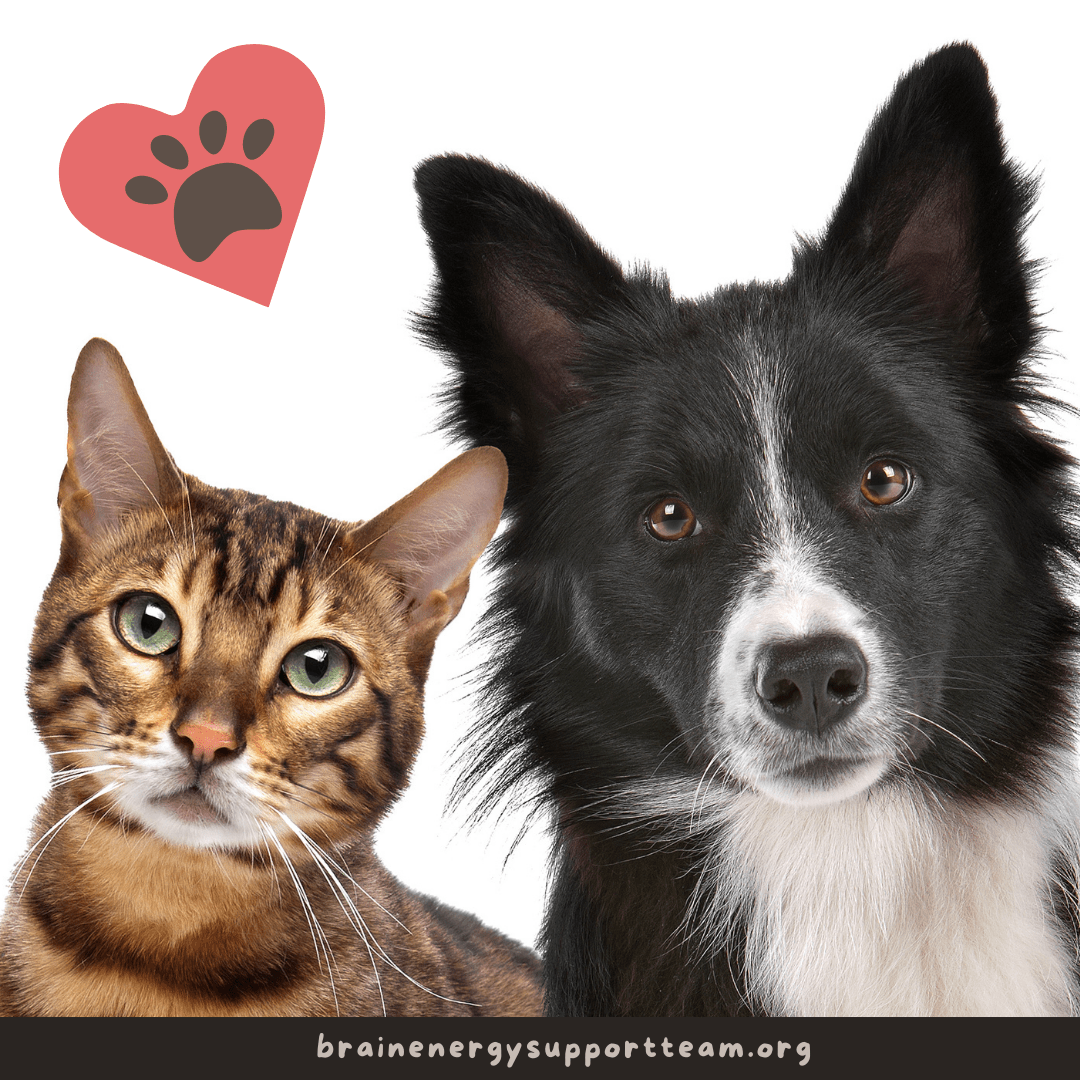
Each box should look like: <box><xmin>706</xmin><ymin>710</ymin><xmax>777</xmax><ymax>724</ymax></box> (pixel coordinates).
<box><xmin>860</xmin><ymin>460</ymin><xmax>911</xmax><ymax>506</ymax></box>
<box><xmin>645</xmin><ymin>498</ymin><xmax>700</xmax><ymax>540</ymax></box>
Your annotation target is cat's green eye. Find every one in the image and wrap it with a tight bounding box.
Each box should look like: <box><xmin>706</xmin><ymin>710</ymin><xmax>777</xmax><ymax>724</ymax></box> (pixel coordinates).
<box><xmin>281</xmin><ymin>640</ymin><xmax>352</xmax><ymax>698</ymax></box>
<box><xmin>115</xmin><ymin>594</ymin><xmax>182</xmax><ymax>656</ymax></box>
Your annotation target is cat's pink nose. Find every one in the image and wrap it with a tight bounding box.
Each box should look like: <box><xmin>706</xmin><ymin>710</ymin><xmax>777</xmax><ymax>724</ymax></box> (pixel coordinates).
<box><xmin>174</xmin><ymin>717</ymin><xmax>239</xmax><ymax>763</ymax></box>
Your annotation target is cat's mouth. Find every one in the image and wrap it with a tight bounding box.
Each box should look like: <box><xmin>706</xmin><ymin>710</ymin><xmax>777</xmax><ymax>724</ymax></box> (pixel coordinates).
<box><xmin>150</xmin><ymin>786</ymin><xmax>229</xmax><ymax>826</ymax></box>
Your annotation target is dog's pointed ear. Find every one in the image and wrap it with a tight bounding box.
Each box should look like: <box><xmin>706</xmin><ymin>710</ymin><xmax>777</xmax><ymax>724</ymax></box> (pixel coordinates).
<box><xmin>351</xmin><ymin>446</ymin><xmax>507</xmax><ymax>681</ymax></box>
<box><xmin>820</xmin><ymin>43</ymin><xmax>1037</xmax><ymax>370</ymax></box>
<box><xmin>58</xmin><ymin>338</ymin><xmax>184</xmax><ymax>566</ymax></box>
<box><xmin>414</xmin><ymin>155</ymin><xmax>627</xmax><ymax>507</ymax></box>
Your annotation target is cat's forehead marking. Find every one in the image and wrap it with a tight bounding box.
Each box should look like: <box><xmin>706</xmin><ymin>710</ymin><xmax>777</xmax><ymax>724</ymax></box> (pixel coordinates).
<box><xmin>179</xmin><ymin>492</ymin><xmax>332</xmax><ymax>608</ymax></box>
<box><xmin>180</xmin><ymin>553</ymin><xmax>198</xmax><ymax>598</ymax></box>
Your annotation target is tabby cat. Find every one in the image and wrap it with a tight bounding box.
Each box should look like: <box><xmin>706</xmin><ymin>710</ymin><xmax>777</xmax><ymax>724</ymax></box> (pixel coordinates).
<box><xmin>0</xmin><ymin>338</ymin><xmax>541</xmax><ymax>1017</ymax></box>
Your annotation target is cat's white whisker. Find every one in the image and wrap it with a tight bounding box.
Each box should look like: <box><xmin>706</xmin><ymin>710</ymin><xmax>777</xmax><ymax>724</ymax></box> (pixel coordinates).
<box><xmin>272</xmin><ymin>812</ymin><xmax>387</xmax><ymax>1014</ymax></box>
<box><xmin>259</xmin><ymin>823</ymin><xmax>341</xmax><ymax>1016</ymax></box>
<box><xmin>312</xmin><ymin>832</ymin><xmax>411</xmax><ymax>933</ymax></box>
<box><xmin>13</xmin><ymin>782</ymin><xmax>120</xmax><ymax>897</ymax></box>
<box><xmin>50</xmin><ymin>764</ymin><xmax>119</xmax><ymax>787</ymax></box>
<box><xmin>259</xmin><ymin>837</ymin><xmax>284</xmax><ymax>905</ymax></box>
<box><xmin>276</xmin><ymin>811</ymin><xmax>479</xmax><ymax>1009</ymax></box>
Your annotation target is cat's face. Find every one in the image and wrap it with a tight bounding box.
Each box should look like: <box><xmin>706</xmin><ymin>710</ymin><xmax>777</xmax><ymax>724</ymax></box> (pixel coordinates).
<box><xmin>34</xmin><ymin>482</ymin><xmax>422</xmax><ymax>853</ymax></box>
<box><xmin>31</xmin><ymin>339</ymin><xmax>506</xmax><ymax>856</ymax></box>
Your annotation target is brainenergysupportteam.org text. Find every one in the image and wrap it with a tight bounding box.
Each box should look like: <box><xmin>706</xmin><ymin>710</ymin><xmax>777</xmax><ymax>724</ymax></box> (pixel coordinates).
<box><xmin>317</xmin><ymin>1034</ymin><xmax>811</xmax><ymax>1067</ymax></box>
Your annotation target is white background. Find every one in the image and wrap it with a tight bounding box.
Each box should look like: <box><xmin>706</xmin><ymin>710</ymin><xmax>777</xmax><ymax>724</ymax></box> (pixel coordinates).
<box><xmin>1</xmin><ymin>1</ymin><xmax>1076</xmax><ymax>958</ymax></box>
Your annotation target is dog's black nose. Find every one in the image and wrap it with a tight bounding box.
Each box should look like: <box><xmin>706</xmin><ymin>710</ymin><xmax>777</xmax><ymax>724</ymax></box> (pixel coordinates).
<box><xmin>754</xmin><ymin>634</ymin><xmax>867</xmax><ymax>736</ymax></box>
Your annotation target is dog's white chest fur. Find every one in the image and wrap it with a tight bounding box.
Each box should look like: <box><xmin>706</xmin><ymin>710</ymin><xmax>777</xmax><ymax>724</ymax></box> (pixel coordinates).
<box><xmin>713</xmin><ymin>790</ymin><xmax>1077</xmax><ymax>1016</ymax></box>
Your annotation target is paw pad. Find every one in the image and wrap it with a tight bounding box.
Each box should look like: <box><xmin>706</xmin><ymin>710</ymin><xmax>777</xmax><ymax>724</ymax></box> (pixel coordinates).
<box><xmin>126</xmin><ymin>111</ymin><xmax>283</xmax><ymax>262</ymax></box>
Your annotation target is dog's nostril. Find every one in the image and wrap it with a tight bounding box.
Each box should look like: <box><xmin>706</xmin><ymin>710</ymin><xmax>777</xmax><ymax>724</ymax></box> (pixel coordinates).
<box><xmin>754</xmin><ymin>635</ymin><xmax>867</xmax><ymax>735</ymax></box>
<box><xmin>827</xmin><ymin>668</ymin><xmax>861</xmax><ymax>700</ymax></box>
<box><xmin>765</xmin><ymin>678</ymin><xmax>802</xmax><ymax>709</ymax></box>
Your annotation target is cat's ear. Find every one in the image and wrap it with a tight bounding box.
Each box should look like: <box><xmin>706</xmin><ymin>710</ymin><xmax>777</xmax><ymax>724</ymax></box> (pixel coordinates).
<box><xmin>354</xmin><ymin>446</ymin><xmax>507</xmax><ymax>672</ymax></box>
<box><xmin>414</xmin><ymin>155</ymin><xmax>627</xmax><ymax>508</ymax></box>
<box><xmin>819</xmin><ymin>43</ymin><xmax>1037</xmax><ymax>368</ymax></box>
<box><xmin>58</xmin><ymin>338</ymin><xmax>184</xmax><ymax>559</ymax></box>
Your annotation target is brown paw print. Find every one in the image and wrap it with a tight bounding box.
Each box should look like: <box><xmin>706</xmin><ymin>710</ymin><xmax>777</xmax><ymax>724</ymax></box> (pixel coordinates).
<box><xmin>125</xmin><ymin>111</ymin><xmax>282</xmax><ymax>262</ymax></box>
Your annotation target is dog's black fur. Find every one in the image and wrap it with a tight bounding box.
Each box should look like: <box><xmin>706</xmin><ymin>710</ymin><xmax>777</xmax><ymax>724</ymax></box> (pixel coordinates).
<box><xmin>414</xmin><ymin>44</ymin><xmax>1080</xmax><ymax>1015</ymax></box>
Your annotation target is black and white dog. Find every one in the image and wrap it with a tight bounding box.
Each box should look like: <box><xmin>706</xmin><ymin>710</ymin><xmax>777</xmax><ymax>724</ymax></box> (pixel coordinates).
<box><xmin>414</xmin><ymin>44</ymin><xmax>1080</xmax><ymax>1015</ymax></box>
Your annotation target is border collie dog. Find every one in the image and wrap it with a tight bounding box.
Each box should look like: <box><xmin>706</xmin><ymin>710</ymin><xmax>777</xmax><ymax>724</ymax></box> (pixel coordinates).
<box><xmin>414</xmin><ymin>44</ymin><xmax>1080</xmax><ymax>1015</ymax></box>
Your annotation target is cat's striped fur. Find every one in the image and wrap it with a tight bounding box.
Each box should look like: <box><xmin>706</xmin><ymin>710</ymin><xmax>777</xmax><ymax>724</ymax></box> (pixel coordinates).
<box><xmin>0</xmin><ymin>338</ymin><xmax>541</xmax><ymax>1017</ymax></box>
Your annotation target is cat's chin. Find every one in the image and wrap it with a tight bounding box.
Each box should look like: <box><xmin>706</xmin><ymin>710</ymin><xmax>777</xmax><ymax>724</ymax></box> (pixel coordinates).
<box><xmin>124</xmin><ymin>786</ymin><xmax>264</xmax><ymax>851</ymax></box>
<box><xmin>150</xmin><ymin>788</ymin><xmax>229</xmax><ymax>827</ymax></box>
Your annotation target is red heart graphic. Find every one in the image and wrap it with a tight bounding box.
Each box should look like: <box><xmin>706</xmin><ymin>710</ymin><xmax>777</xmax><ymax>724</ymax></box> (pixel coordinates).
<box><xmin>60</xmin><ymin>45</ymin><xmax>324</xmax><ymax>306</ymax></box>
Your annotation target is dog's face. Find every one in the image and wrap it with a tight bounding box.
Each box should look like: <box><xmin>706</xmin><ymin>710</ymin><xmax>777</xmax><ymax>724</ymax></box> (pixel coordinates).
<box><xmin>520</xmin><ymin>291</ymin><xmax>1017</xmax><ymax>806</ymax></box>
<box><xmin>416</xmin><ymin>45</ymin><xmax>1075</xmax><ymax>810</ymax></box>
